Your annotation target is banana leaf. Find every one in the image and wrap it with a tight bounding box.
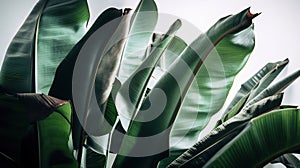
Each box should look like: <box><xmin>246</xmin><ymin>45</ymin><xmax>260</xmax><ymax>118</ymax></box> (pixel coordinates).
<box><xmin>116</xmin><ymin>19</ymin><xmax>182</xmax><ymax>131</ymax></box>
<box><xmin>220</xmin><ymin>58</ymin><xmax>289</xmax><ymax>124</ymax></box>
<box><xmin>167</xmin><ymin>93</ymin><xmax>283</xmax><ymax>168</ymax></box>
<box><xmin>160</xmin><ymin>16</ymin><xmax>257</xmax><ymax>168</ymax></box>
<box><xmin>0</xmin><ymin>87</ymin><xmax>76</xmax><ymax>167</ymax></box>
<box><xmin>118</xmin><ymin>0</ymin><xmax>158</xmax><ymax>83</ymax></box>
<box><xmin>168</xmin><ymin>69</ymin><xmax>300</xmax><ymax>167</ymax></box>
<box><xmin>49</xmin><ymin>7</ymin><xmax>131</xmax><ymax>165</ymax></box>
<box><xmin>203</xmin><ymin>108</ymin><xmax>300</xmax><ymax>168</ymax></box>
<box><xmin>113</xmin><ymin>8</ymin><xmax>259</xmax><ymax>168</ymax></box>
<box><xmin>109</xmin><ymin>20</ymin><xmax>182</xmax><ymax>158</ymax></box>
<box><xmin>0</xmin><ymin>0</ymin><xmax>89</xmax><ymax>93</ymax></box>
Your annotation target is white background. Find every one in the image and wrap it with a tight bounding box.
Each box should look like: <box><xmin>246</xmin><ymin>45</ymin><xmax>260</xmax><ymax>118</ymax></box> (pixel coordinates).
<box><xmin>1</xmin><ymin>1</ymin><xmax>299</xmax><ymax>167</ymax></box>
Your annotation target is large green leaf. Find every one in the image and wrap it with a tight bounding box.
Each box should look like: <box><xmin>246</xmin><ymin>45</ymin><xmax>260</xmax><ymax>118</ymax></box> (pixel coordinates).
<box><xmin>162</xmin><ymin>17</ymin><xmax>257</xmax><ymax>168</ymax></box>
<box><xmin>167</xmin><ymin>93</ymin><xmax>283</xmax><ymax>168</ymax></box>
<box><xmin>113</xmin><ymin>8</ymin><xmax>259</xmax><ymax>168</ymax></box>
<box><xmin>49</xmin><ymin>6</ymin><xmax>129</xmax><ymax>139</ymax></box>
<box><xmin>117</xmin><ymin>0</ymin><xmax>158</xmax><ymax>83</ymax></box>
<box><xmin>203</xmin><ymin>108</ymin><xmax>300</xmax><ymax>168</ymax></box>
<box><xmin>0</xmin><ymin>87</ymin><xmax>75</xmax><ymax>167</ymax></box>
<box><xmin>116</xmin><ymin>19</ymin><xmax>182</xmax><ymax>131</ymax></box>
<box><xmin>0</xmin><ymin>0</ymin><xmax>89</xmax><ymax>93</ymax></box>
<box><xmin>108</xmin><ymin>20</ymin><xmax>182</xmax><ymax>160</ymax></box>
<box><xmin>219</xmin><ymin>59</ymin><xmax>289</xmax><ymax>123</ymax></box>
<box><xmin>168</xmin><ymin>69</ymin><xmax>300</xmax><ymax>167</ymax></box>
<box><xmin>49</xmin><ymin>8</ymin><xmax>131</xmax><ymax>166</ymax></box>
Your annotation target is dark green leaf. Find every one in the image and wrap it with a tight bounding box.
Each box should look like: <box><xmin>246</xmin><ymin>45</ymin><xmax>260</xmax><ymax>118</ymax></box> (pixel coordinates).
<box><xmin>37</xmin><ymin>100</ymin><xmax>77</xmax><ymax>168</ymax></box>
<box><xmin>0</xmin><ymin>87</ymin><xmax>74</xmax><ymax>167</ymax></box>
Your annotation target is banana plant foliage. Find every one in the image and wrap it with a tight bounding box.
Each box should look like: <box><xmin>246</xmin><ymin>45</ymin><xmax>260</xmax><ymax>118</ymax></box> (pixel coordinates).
<box><xmin>219</xmin><ymin>58</ymin><xmax>289</xmax><ymax>124</ymax></box>
<box><xmin>0</xmin><ymin>0</ymin><xmax>89</xmax><ymax>94</ymax></box>
<box><xmin>168</xmin><ymin>93</ymin><xmax>283</xmax><ymax>168</ymax></box>
<box><xmin>203</xmin><ymin>108</ymin><xmax>300</xmax><ymax>168</ymax></box>
<box><xmin>0</xmin><ymin>87</ymin><xmax>76</xmax><ymax>167</ymax></box>
<box><xmin>159</xmin><ymin>11</ymin><xmax>258</xmax><ymax>168</ymax></box>
<box><xmin>168</xmin><ymin>69</ymin><xmax>300</xmax><ymax>167</ymax></box>
<box><xmin>113</xmin><ymin>8</ymin><xmax>260</xmax><ymax>168</ymax></box>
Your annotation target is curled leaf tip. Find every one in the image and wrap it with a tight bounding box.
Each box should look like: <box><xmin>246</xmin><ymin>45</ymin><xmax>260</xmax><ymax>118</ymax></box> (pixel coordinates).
<box><xmin>246</xmin><ymin>8</ymin><xmax>261</xmax><ymax>19</ymax></box>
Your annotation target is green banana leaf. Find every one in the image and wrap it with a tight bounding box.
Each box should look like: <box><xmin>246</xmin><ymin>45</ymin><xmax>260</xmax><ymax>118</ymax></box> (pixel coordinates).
<box><xmin>116</xmin><ymin>19</ymin><xmax>182</xmax><ymax>131</ymax></box>
<box><xmin>117</xmin><ymin>0</ymin><xmax>158</xmax><ymax>83</ymax></box>
<box><xmin>161</xmin><ymin>16</ymin><xmax>257</xmax><ymax>168</ymax></box>
<box><xmin>168</xmin><ymin>69</ymin><xmax>300</xmax><ymax>167</ymax></box>
<box><xmin>49</xmin><ymin>8</ymin><xmax>131</xmax><ymax>166</ymax></box>
<box><xmin>109</xmin><ymin>34</ymin><xmax>185</xmax><ymax>156</ymax></box>
<box><xmin>0</xmin><ymin>87</ymin><xmax>76</xmax><ymax>167</ymax></box>
<box><xmin>246</xmin><ymin>69</ymin><xmax>300</xmax><ymax>107</ymax></box>
<box><xmin>203</xmin><ymin>108</ymin><xmax>300</xmax><ymax>168</ymax></box>
<box><xmin>220</xmin><ymin>59</ymin><xmax>289</xmax><ymax>123</ymax></box>
<box><xmin>112</xmin><ymin>8</ymin><xmax>259</xmax><ymax>168</ymax></box>
<box><xmin>0</xmin><ymin>0</ymin><xmax>89</xmax><ymax>94</ymax></box>
<box><xmin>167</xmin><ymin>93</ymin><xmax>283</xmax><ymax>168</ymax></box>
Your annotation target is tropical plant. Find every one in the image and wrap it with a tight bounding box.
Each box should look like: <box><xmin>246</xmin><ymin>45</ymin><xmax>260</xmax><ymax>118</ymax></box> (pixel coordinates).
<box><xmin>0</xmin><ymin>0</ymin><xmax>299</xmax><ymax>168</ymax></box>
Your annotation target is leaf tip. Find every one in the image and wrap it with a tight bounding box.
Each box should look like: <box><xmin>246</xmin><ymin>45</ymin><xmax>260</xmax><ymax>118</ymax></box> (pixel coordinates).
<box><xmin>246</xmin><ymin>7</ymin><xmax>261</xmax><ymax>19</ymax></box>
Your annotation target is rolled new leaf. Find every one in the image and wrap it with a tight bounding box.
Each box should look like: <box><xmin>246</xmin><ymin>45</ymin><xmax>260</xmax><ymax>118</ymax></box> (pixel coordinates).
<box><xmin>0</xmin><ymin>0</ymin><xmax>89</xmax><ymax>93</ymax></box>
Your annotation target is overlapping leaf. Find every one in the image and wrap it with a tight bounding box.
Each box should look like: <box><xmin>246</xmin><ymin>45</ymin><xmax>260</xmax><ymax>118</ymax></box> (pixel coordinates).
<box><xmin>113</xmin><ymin>8</ymin><xmax>259</xmax><ymax>168</ymax></box>
<box><xmin>168</xmin><ymin>69</ymin><xmax>300</xmax><ymax>167</ymax></box>
<box><xmin>118</xmin><ymin>0</ymin><xmax>158</xmax><ymax>83</ymax></box>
